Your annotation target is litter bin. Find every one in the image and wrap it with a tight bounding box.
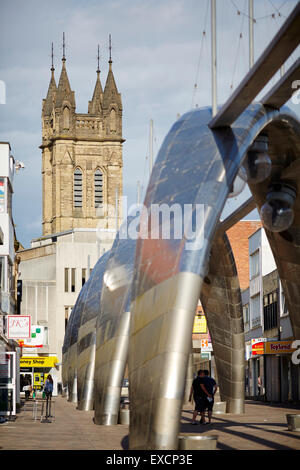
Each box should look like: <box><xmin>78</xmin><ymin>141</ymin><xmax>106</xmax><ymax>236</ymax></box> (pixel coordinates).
<box><xmin>178</xmin><ymin>434</ymin><xmax>218</xmax><ymax>450</ymax></box>
<box><xmin>286</xmin><ymin>414</ymin><xmax>300</xmax><ymax>432</ymax></box>
<box><xmin>118</xmin><ymin>409</ymin><xmax>130</xmax><ymax>425</ymax></box>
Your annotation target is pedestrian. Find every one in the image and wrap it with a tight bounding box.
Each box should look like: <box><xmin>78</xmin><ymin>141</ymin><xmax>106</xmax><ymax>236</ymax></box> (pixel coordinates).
<box><xmin>44</xmin><ymin>374</ymin><xmax>53</xmax><ymax>398</ymax></box>
<box><xmin>200</xmin><ymin>370</ymin><xmax>218</xmax><ymax>424</ymax></box>
<box><xmin>257</xmin><ymin>375</ymin><xmax>261</xmax><ymax>396</ymax></box>
<box><xmin>189</xmin><ymin>369</ymin><xmax>206</xmax><ymax>425</ymax></box>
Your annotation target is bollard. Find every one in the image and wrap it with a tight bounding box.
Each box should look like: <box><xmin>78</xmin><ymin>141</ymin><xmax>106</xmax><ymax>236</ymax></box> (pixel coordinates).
<box><xmin>213</xmin><ymin>401</ymin><xmax>227</xmax><ymax>415</ymax></box>
<box><xmin>119</xmin><ymin>409</ymin><xmax>130</xmax><ymax>425</ymax></box>
<box><xmin>286</xmin><ymin>414</ymin><xmax>300</xmax><ymax>432</ymax></box>
<box><xmin>178</xmin><ymin>434</ymin><xmax>218</xmax><ymax>450</ymax></box>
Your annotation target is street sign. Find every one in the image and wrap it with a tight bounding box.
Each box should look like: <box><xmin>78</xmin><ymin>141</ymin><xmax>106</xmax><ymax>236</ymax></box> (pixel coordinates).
<box><xmin>7</xmin><ymin>315</ymin><xmax>31</xmax><ymax>339</ymax></box>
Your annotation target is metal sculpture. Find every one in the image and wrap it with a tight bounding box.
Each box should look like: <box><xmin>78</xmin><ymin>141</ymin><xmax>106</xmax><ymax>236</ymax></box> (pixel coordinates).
<box><xmin>62</xmin><ymin>3</ymin><xmax>300</xmax><ymax>450</ymax></box>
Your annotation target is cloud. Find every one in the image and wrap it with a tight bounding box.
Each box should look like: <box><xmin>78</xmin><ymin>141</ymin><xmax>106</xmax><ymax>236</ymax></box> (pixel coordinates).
<box><xmin>0</xmin><ymin>0</ymin><xmax>299</xmax><ymax>248</ymax></box>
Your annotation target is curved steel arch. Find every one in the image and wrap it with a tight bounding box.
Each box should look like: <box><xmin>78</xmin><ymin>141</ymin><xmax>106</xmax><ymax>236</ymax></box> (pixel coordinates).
<box><xmin>128</xmin><ymin>103</ymin><xmax>300</xmax><ymax>449</ymax></box>
<box><xmin>76</xmin><ymin>250</ymin><xmax>111</xmax><ymax>410</ymax></box>
<box><xmin>94</xmin><ymin>216</ymin><xmax>137</xmax><ymax>425</ymax></box>
<box><xmin>200</xmin><ymin>233</ymin><xmax>244</xmax><ymax>414</ymax></box>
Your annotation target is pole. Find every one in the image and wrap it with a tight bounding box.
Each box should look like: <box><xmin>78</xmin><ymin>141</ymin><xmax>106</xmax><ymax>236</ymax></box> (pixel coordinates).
<box><xmin>211</xmin><ymin>0</ymin><xmax>217</xmax><ymax>117</ymax></box>
<box><xmin>149</xmin><ymin>119</ymin><xmax>153</xmax><ymax>176</ymax></box>
<box><xmin>249</xmin><ymin>0</ymin><xmax>254</xmax><ymax>69</ymax></box>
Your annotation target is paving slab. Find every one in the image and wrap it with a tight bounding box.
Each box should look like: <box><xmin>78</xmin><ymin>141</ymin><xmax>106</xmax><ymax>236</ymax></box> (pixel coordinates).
<box><xmin>0</xmin><ymin>397</ymin><xmax>300</xmax><ymax>451</ymax></box>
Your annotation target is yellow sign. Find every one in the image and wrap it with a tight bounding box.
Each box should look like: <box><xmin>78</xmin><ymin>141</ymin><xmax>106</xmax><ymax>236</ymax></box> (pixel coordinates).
<box><xmin>193</xmin><ymin>316</ymin><xmax>207</xmax><ymax>334</ymax></box>
<box><xmin>20</xmin><ymin>356</ymin><xmax>58</xmax><ymax>368</ymax></box>
<box><xmin>264</xmin><ymin>341</ymin><xmax>296</xmax><ymax>355</ymax></box>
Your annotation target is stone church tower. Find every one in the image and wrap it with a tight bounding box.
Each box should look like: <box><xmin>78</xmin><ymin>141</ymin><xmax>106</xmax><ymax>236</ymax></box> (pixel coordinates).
<box><xmin>41</xmin><ymin>41</ymin><xmax>123</xmax><ymax>236</ymax></box>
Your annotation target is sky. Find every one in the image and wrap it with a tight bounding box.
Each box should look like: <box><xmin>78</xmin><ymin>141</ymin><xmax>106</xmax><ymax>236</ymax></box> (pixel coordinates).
<box><xmin>0</xmin><ymin>0</ymin><xmax>299</xmax><ymax>248</ymax></box>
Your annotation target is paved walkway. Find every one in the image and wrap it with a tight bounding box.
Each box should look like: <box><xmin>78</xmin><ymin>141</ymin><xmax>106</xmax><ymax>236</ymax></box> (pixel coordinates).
<box><xmin>0</xmin><ymin>396</ymin><xmax>300</xmax><ymax>450</ymax></box>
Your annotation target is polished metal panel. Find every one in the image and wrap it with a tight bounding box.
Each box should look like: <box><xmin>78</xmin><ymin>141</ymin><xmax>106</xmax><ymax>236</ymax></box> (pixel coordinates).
<box><xmin>66</xmin><ymin>276</ymin><xmax>91</xmax><ymax>403</ymax></box>
<box><xmin>128</xmin><ymin>103</ymin><xmax>300</xmax><ymax>449</ymax></box>
<box><xmin>77</xmin><ymin>251</ymin><xmax>111</xmax><ymax>411</ymax></box>
<box><xmin>201</xmin><ymin>233</ymin><xmax>245</xmax><ymax>414</ymax></box>
<box><xmin>209</xmin><ymin>3</ymin><xmax>300</xmax><ymax>128</ymax></box>
<box><xmin>262</xmin><ymin>58</ymin><xmax>300</xmax><ymax>110</ymax></box>
<box><xmin>94</xmin><ymin>216</ymin><xmax>137</xmax><ymax>425</ymax></box>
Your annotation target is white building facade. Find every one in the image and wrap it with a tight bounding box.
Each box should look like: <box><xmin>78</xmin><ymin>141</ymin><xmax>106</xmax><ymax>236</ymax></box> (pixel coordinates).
<box><xmin>244</xmin><ymin>227</ymin><xmax>300</xmax><ymax>403</ymax></box>
<box><xmin>18</xmin><ymin>228</ymin><xmax>114</xmax><ymax>395</ymax></box>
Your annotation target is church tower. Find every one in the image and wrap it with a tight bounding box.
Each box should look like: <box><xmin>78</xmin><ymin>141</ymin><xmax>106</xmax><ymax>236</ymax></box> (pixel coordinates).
<box><xmin>41</xmin><ymin>36</ymin><xmax>124</xmax><ymax>236</ymax></box>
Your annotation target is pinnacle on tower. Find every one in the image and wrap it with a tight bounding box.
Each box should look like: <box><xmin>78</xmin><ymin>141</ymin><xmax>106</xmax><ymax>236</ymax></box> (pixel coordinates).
<box><xmin>42</xmin><ymin>42</ymin><xmax>57</xmax><ymax>116</ymax></box>
<box><xmin>55</xmin><ymin>32</ymin><xmax>75</xmax><ymax>109</ymax></box>
<box><xmin>103</xmin><ymin>35</ymin><xmax>122</xmax><ymax>110</ymax></box>
<box><xmin>89</xmin><ymin>44</ymin><xmax>103</xmax><ymax>114</ymax></box>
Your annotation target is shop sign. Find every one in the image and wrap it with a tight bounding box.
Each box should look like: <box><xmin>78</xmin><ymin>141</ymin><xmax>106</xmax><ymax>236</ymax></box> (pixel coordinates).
<box><xmin>193</xmin><ymin>316</ymin><xmax>207</xmax><ymax>334</ymax></box>
<box><xmin>200</xmin><ymin>353</ymin><xmax>211</xmax><ymax>360</ymax></box>
<box><xmin>201</xmin><ymin>339</ymin><xmax>213</xmax><ymax>352</ymax></box>
<box><xmin>252</xmin><ymin>342</ymin><xmax>264</xmax><ymax>356</ymax></box>
<box><xmin>7</xmin><ymin>315</ymin><xmax>31</xmax><ymax>339</ymax></box>
<box><xmin>20</xmin><ymin>356</ymin><xmax>58</xmax><ymax>368</ymax></box>
<box><xmin>264</xmin><ymin>341</ymin><xmax>297</xmax><ymax>355</ymax></box>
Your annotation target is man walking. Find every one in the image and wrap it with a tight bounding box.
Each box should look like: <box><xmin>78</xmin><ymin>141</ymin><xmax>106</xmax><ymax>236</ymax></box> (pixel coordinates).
<box><xmin>200</xmin><ymin>370</ymin><xmax>218</xmax><ymax>424</ymax></box>
<box><xmin>189</xmin><ymin>369</ymin><xmax>206</xmax><ymax>425</ymax></box>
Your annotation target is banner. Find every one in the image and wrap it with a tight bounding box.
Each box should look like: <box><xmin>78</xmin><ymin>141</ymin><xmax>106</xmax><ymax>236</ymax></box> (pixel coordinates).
<box><xmin>20</xmin><ymin>356</ymin><xmax>58</xmax><ymax>368</ymax></box>
<box><xmin>193</xmin><ymin>315</ymin><xmax>207</xmax><ymax>334</ymax></box>
<box><xmin>7</xmin><ymin>315</ymin><xmax>31</xmax><ymax>339</ymax></box>
<box><xmin>264</xmin><ymin>341</ymin><xmax>296</xmax><ymax>355</ymax></box>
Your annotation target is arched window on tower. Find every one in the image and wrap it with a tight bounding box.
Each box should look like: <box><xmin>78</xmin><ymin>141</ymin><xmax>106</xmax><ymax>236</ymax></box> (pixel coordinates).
<box><xmin>63</xmin><ymin>106</ymin><xmax>70</xmax><ymax>130</ymax></box>
<box><xmin>109</xmin><ymin>108</ymin><xmax>117</xmax><ymax>133</ymax></box>
<box><xmin>94</xmin><ymin>169</ymin><xmax>103</xmax><ymax>208</ymax></box>
<box><xmin>74</xmin><ymin>168</ymin><xmax>83</xmax><ymax>208</ymax></box>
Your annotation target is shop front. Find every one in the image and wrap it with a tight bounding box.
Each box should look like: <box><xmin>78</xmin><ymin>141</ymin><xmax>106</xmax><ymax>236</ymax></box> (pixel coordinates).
<box><xmin>20</xmin><ymin>356</ymin><xmax>59</xmax><ymax>397</ymax></box>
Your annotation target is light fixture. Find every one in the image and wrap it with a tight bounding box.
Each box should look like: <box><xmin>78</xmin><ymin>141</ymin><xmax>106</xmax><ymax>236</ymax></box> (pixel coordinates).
<box><xmin>228</xmin><ymin>172</ymin><xmax>246</xmax><ymax>198</ymax></box>
<box><xmin>260</xmin><ymin>182</ymin><xmax>297</xmax><ymax>233</ymax></box>
<box><xmin>240</xmin><ymin>133</ymin><xmax>272</xmax><ymax>184</ymax></box>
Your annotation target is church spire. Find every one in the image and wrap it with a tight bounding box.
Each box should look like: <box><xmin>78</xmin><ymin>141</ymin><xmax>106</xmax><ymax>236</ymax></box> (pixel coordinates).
<box><xmin>55</xmin><ymin>32</ymin><xmax>75</xmax><ymax>109</ymax></box>
<box><xmin>89</xmin><ymin>44</ymin><xmax>103</xmax><ymax>114</ymax></box>
<box><xmin>42</xmin><ymin>42</ymin><xmax>57</xmax><ymax>116</ymax></box>
<box><xmin>103</xmin><ymin>35</ymin><xmax>122</xmax><ymax>110</ymax></box>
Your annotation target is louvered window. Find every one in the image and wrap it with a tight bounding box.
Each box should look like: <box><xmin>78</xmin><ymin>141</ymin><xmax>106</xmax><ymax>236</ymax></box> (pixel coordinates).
<box><xmin>94</xmin><ymin>169</ymin><xmax>103</xmax><ymax>207</ymax></box>
<box><xmin>74</xmin><ymin>168</ymin><xmax>83</xmax><ymax>208</ymax></box>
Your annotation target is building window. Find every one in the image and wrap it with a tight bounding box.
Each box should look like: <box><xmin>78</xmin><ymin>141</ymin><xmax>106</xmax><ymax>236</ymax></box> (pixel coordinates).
<box><xmin>64</xmin><ymin>268</ymin><xmax>69</xmax><ymax>293</ymax></box>
<box><xmin>94</xmin><ymin>169</ymin><xmax>103</xmax><ymax>208</ymax></box>
<box><xmin>263</xmin><ymin>291</ymin><xmax>278</xmax><ymax>331</ymax></box>
<box><xmin>65</xmin><ymin>306</ymin><xmax>73</xmax><ymax>331</ymax></box>
<box><xmin>251</xmin><ymin>294</ymin><xmax>261</xmax><ymax>328</ymax></box>
<box><xmin>74</xmin><ymin>168</ymin><xmax>83</xmax><ymax>208</ymax></box>
<box><xmin>71</xmin><ymin>268</ymin><xmax>76</xmax><ymax>293</ymax></box>
<box><xmin>82</xmin><ymin>269</ymin><xmax>86</xmax><ymax>287</ymax></box>
<box><xmin>243</xmin><ymin>304</ymin><xmax>250</xmax><ymax>331</ymax></box>
<box><xmin>63</xmin><ymin>106</ymin><xmax>70</xmax><ymax>130</ymax></box>
<box><xmin>110</xmin><ymin>108</ymin><xmax>117</xmax><ymax>132</ymax></box>
<box><xmin>250</xmin><ymin>251</ymin><xmax>260</xmax><ymax>279</ymax></box>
